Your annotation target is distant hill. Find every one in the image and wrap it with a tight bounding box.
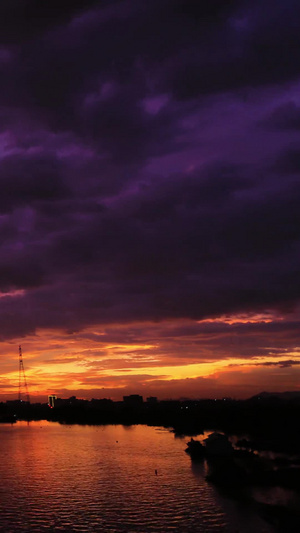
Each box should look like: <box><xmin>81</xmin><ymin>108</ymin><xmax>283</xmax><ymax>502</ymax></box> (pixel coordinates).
<box><xmin>250</xmin><ymin>391</ymin><xmax>300</xmax><ymax>400</ymax></box>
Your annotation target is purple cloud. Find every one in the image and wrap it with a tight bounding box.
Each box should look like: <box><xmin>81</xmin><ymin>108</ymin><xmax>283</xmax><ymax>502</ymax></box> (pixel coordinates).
<box><xmin>0</xmin><ymin>0</ymin><xmax>299</xmax><ymax>352</ymax></box>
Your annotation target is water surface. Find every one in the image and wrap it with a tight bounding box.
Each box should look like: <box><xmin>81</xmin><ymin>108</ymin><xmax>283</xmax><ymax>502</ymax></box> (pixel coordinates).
<box><xmin>0</xmin><ymin>422</ymin><xmax>274</xmax><ymax>532</ymax></box>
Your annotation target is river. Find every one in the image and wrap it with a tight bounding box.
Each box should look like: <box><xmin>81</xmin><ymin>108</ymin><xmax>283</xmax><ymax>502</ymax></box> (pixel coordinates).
<box><xmin>0</xmin><ymin>421</ymin><xmax>275</xmax><ymax>532</ymax></box>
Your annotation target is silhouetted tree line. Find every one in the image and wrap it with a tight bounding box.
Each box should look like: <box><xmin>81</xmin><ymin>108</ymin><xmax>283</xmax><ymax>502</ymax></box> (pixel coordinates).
<box><xmin>1</xmin><ymin>396</ymin><xmax>299</xmax><ymax>453</ymax></box>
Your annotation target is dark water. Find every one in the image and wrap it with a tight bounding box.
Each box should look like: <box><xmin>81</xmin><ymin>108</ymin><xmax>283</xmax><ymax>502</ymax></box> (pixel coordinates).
<box><xmin>0</xmin><ymin>422</ymin><xmax>274</xmax><ymax>532</ymax></box>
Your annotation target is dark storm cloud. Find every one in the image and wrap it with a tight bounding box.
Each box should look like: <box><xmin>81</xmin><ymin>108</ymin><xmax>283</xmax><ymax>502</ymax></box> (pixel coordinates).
<box><xmin>0</xmin><ymin>157</ymin><xmax>296</xmax><ymax>334</ymax></box>
<box><xmin>0</xmin><ymin>153</ymin><xmax>69</xmax><ymax>211</ymax></box>
<box><xmin>166</xmin><ymin>0</ymin><xmax>300</xmax><ymax>99</ymax></box>
<box><xmin>253</xmin><ymin>360</ymin><xmax>300</xmax><ymax>368</ymax></box>
<box><xmin>0</xmin><ymin>0</ymin><xmax>299</xmax><ymax>341</ymax></box>
<box><xmin>275</xmin><ymin>147</ymin><xmax>300</xmax><ymax>174</ymax></box>
<box><xmin>0</xmin><ymin>0</ymin><xmax>104</xmax><ymax>43</ymax></box>
<box><xmin>3</xmin><ymin>0</ymin><xmax>300</xmax><ymax>137</ymax></box>
<box><xmin>1</xmin><ymin>155</ymin><xmax>300</xmax><ymax>333</ymax></box>
<box><xmin>262</xmin><ymin>102</ymin><xmax>300</xmax><ymax>131</ymax></box>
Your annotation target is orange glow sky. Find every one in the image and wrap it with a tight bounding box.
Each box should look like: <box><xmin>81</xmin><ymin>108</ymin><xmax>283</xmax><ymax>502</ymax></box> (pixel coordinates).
<box><xmin>2</xmin><ymin>311</ymin><xmax>300</xmax><ymax>403</ymax></box>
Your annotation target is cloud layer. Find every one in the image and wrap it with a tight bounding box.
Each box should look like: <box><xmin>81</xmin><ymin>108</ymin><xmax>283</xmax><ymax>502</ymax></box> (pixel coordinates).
<box><xmin>0</xmin><ymin>0</ymin><xmax>300</xmax><ymax>398</ymax></box>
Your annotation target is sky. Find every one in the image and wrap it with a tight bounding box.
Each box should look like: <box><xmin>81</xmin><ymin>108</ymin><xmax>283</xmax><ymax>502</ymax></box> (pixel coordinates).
<box><xmin>0</xmin><ymin>0</ymin><xmax>300</xmax><ymax>403</ymax></box>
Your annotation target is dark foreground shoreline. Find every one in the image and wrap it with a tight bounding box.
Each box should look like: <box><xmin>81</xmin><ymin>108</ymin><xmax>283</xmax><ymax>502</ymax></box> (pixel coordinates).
<box><xmin>1</xmin><ymin>396</ymin><xmax>300</xmax><ymax>453</ymax></box>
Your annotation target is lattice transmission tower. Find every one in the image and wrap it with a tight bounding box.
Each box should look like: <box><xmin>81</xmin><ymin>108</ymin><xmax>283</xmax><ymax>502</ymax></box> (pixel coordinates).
<box><xmin>18</xmin><ymin>345</ymin><xmax>30</xmax><ymax>403</ymax></box>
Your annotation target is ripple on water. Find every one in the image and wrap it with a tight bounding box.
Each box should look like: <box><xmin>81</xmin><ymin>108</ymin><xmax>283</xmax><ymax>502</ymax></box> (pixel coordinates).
<box><xmin>0</xmin><ymin>422</ymin><xmax>275</xmax><ymax>532</ymax></box>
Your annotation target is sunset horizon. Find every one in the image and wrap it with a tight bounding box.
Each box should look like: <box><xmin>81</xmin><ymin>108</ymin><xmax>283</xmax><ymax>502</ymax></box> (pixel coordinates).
<box><xmin>3</xmin><ymin>310</ymin><xmax>300</xmax><ymax>404</ymax></box>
